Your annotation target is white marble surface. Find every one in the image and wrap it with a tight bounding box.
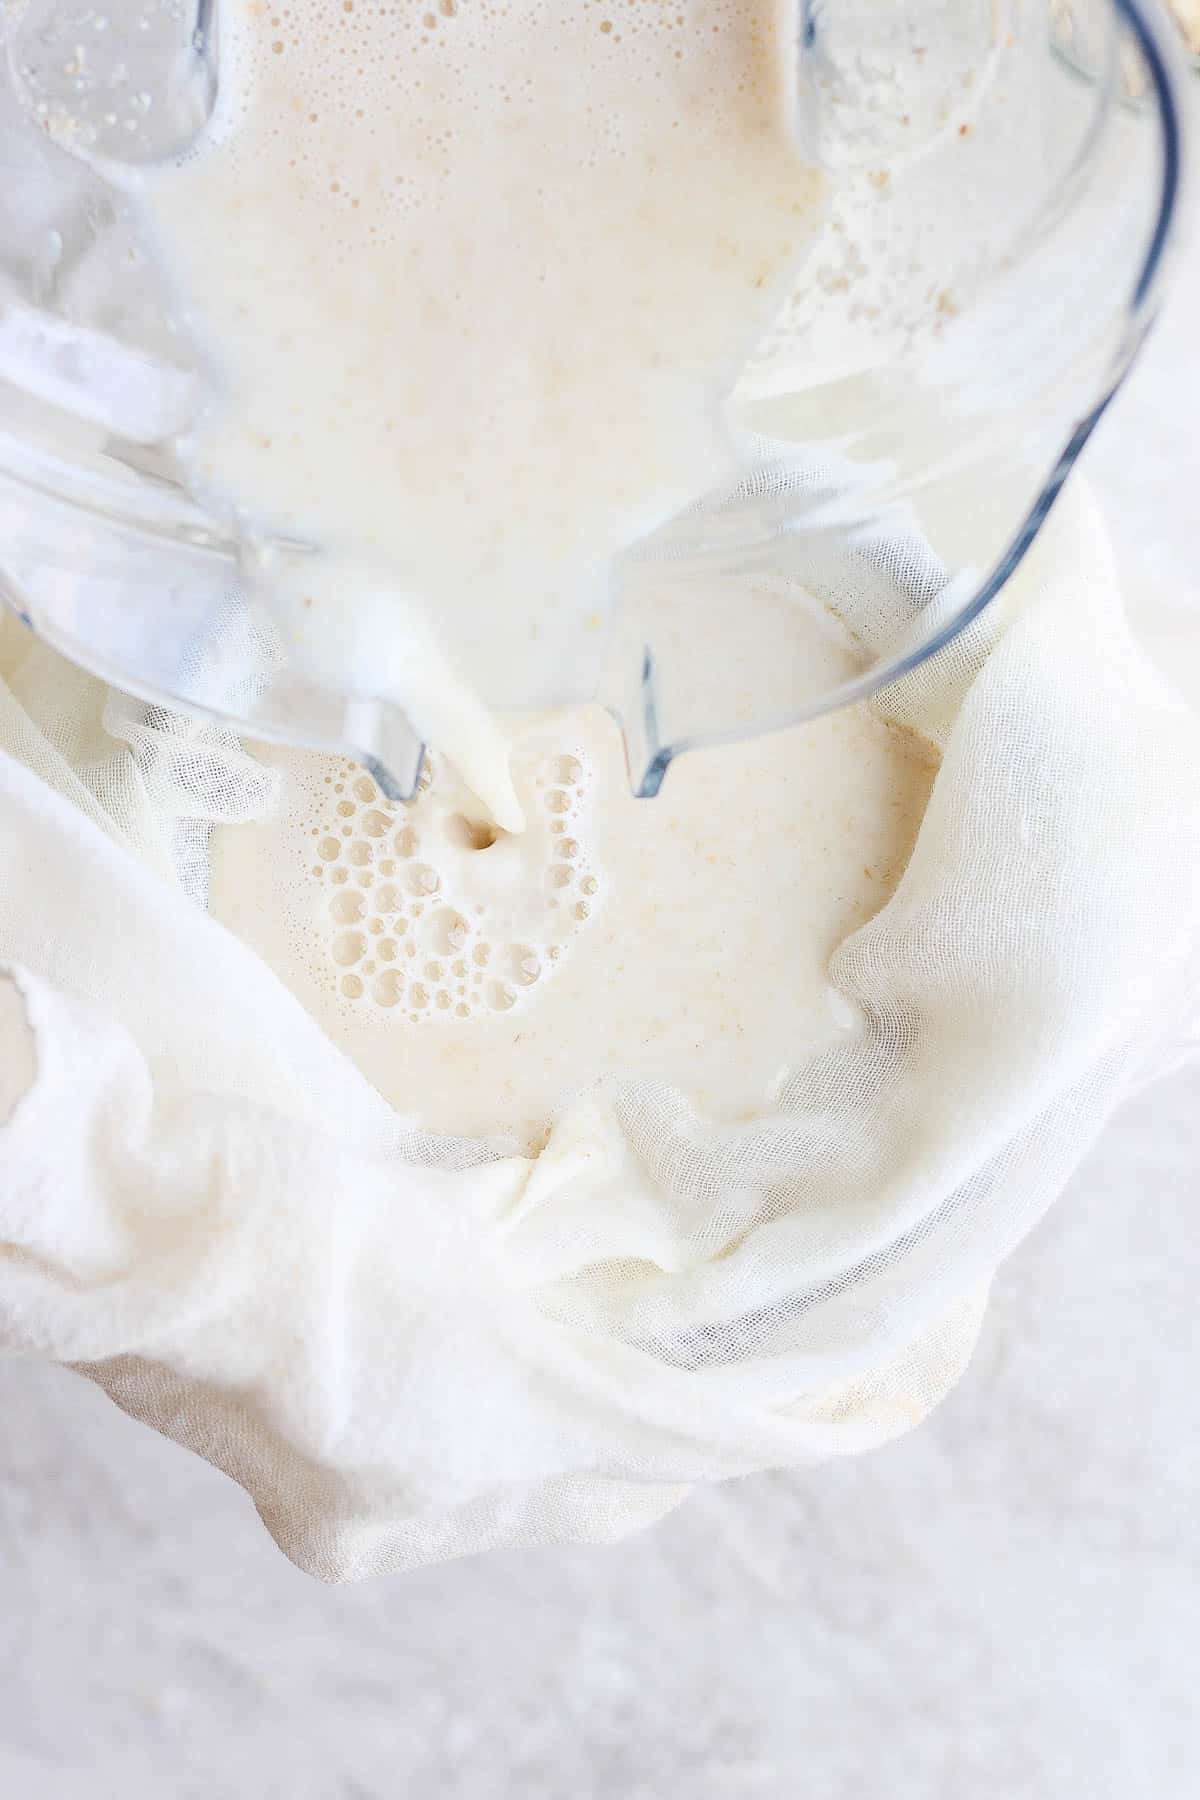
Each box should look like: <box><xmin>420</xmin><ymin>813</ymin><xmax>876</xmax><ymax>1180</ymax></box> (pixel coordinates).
<box><xmin>2</xmin><ymin>130</ymin><xmax>1199</xmax><ymax>1800</ymax></box>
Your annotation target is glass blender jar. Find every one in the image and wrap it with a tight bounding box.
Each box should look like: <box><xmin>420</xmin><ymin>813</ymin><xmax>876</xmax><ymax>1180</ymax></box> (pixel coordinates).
<box><xmin>0</xmin><ymin>0</ymin><xmax>1188</xmax><ymax>800</ymax></box>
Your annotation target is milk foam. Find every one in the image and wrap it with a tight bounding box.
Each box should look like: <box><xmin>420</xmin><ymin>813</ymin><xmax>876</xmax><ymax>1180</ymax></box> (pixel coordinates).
<box><xmin>293</xmin><ymin>727</ymin><xmax>599</xmax><ymax>1022</ymax></box>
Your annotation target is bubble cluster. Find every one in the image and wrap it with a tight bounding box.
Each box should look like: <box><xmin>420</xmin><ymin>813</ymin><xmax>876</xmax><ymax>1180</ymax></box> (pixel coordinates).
<box><xmin>305</xmin><ymin>747</ymin><xmax>598</xmax><ymax>1023</ymax></box>
<box><xmin>196</xmin><ymin>0</ymin><xmax>790</xmax><ymax>253</ymax></box>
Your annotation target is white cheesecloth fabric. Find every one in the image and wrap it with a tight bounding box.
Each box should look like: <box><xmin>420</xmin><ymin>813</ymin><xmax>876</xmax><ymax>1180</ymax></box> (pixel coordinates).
<box><xmin>1</xmin><ymin>474</ymin><xmax>1199</xmax><ymax>1582</ymax></box>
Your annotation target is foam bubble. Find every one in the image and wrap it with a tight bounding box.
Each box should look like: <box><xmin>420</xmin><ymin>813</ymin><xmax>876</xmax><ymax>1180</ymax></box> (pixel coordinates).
<box><xmin>373</xmin><ymin>970</ymin><xmax>404</xmax><ymax>1007</ymax></box>
<box><xmin>333</xmin><ymin>930</ymin><xmax>366</xmax><ymax>967</ymax></box>
<box><xmin>297</xmin><ymin>731</ymin><xmax>603</xmax><ymax>1023</ymax></box>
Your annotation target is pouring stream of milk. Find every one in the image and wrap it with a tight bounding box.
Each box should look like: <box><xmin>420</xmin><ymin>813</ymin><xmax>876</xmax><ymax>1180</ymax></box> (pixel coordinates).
<box><xmin>138</xmin><ymin>0</ymin><xmax>823</xmax><ymax>827</ymax></box>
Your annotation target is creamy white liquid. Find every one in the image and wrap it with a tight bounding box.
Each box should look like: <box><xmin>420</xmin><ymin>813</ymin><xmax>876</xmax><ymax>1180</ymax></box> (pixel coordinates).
<box><xmin>156</xmin><ymin>1</ymin><xmax>937</xmax><ymax>1144</ymax></box>
<box><xmin>142</xmin><ymin>0</ymin><xmax>823</xmax><ymax>821</ymax></box>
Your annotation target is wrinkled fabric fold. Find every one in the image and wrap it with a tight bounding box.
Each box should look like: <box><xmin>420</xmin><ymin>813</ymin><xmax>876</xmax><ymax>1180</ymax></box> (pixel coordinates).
<box><xmin>1</xmin><ymin>477</ymin><xmax>1199</xmax><ymax>1579</ymax></box>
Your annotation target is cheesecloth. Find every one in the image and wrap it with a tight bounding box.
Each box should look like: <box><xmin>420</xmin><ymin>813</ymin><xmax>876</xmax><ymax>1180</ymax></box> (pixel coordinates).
<box><xmin>1</xmin><ymin>475</ymin><xmax>1198</xmax><ymax>1582</ymax></box>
